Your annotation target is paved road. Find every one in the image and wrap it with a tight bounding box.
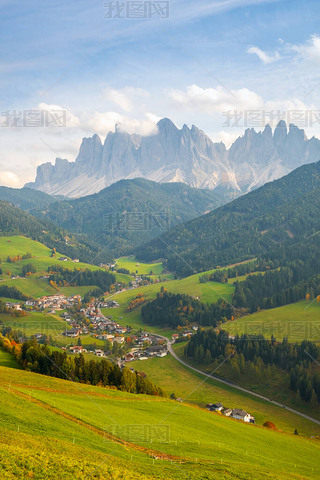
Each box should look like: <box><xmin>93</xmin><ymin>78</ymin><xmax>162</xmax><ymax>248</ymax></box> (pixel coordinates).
<box><xmin>154</xmin><ymin>334</ymin><xmax>320</xmax><ymax>427</ymax></box>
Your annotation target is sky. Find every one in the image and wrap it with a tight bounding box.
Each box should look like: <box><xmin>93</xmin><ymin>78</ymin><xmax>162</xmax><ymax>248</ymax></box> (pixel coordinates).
<box><xmin>0</xmin><ymin>0</ymin><xmax>320</xmax><ymax>187</ymax></box>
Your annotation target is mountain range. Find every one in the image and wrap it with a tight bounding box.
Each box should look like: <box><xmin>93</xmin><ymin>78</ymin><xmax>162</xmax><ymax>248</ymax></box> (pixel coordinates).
<box><xmin>25</xmin><ymin>119</ymin><xmax>320</xmax><ymax>199</ymax></box>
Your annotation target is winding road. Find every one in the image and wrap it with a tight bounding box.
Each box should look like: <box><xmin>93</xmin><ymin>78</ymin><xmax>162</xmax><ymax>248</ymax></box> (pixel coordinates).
<box><xmin>154</xmin><ymin>334</ymin><xmax>320</xmax><ymax>427</ymax></box>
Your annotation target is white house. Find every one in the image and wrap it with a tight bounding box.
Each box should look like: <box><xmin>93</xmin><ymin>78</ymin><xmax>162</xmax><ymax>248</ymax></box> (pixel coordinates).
<box><xmin>95</xmin><ymin>349</ymin><xmax>105</xmax><ymax>357</ymax></box>
<box><xmin>231</xmin><ymin>409</ymin><xmax>255</xmax><ymax>423</ymax></box>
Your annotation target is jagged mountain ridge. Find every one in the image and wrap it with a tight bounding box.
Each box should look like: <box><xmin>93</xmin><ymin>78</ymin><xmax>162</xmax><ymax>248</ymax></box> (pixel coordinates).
<box><xmin>26</xmin><ymin>118</ymin><xmax>320</xmax><ymax>198</ymax></box>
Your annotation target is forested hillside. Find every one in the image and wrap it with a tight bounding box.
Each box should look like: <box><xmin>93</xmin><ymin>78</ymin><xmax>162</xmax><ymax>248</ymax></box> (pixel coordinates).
<box><xmin>0</xmin><ymin>186</ymin><xmax>63</xmax><ymax>211</ymax></box>
<box><xmin>0</xmin><ymin>201</ymin><xmax>111</xmax><ymax>264</ymax></box>
<box><xmin>136</xmin><ymin>162</ymin><xmax>320</xmax><ymax>276</ymax></box>
<box><xmin>185</xmin><ymin>329</ymin><xmax>320</xmax><ymax>405</ymax></box>
<box><xmin>31</xmin><ymin>178</ymin><xmax>221</xmax><ymax>255</ymax></box>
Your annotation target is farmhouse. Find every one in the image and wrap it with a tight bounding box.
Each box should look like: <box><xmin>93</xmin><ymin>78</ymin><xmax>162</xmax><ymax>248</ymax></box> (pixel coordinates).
<box><xmin>231</xmin><ymin>409</ymin><xmax>255</xmax><ymax>423</ymax></box>
<box><xmin>63</xmin><ymin>328</ymin><xmax>80</xmax><ymax>338</ymax></box>
<box><xmin>223</xmin><ymin>409</ymin><xmax>233</xmax><ymax>417</ymax></box>
<box><xmin>145</xmin><ymin>345</ymin><xmax>167</xmax><ymax>357</ymax></box>
<box><xmin>95</xmin><ymin>349</ymin><xmax>105</xmax><ymax>357</ymax></box>
<box><xmin>210</xmin><ymin>403</ymin><xmax>224</xmax><ymax>412</ymax></box>
<box><xmin>70</xmin><ymin>346</ymin><xmax>87</xmax><ymax>354</ymax></box>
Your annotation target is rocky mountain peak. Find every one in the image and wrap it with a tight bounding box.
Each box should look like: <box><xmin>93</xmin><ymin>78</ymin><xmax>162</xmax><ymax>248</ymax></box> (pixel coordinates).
<box><xmin>25</xmin><ymin>118</ymin><xmax>320</xmax><ymax>199</ymax></box>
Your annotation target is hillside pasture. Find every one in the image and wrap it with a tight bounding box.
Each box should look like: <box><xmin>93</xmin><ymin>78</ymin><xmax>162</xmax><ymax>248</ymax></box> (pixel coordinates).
<box><xmin>130</xmin><ymin>343</ymin><xmax>320</xmax><ymax>437</ymax></box>
<box><xmin>224</xmin><ymin>300</ymin><xmax>320</xmax><ymax>342</ymax></box>
<box><xmin>1</xmin><ymin>366</ymin><xmax>320</xmax><ymax>479</ymax></box>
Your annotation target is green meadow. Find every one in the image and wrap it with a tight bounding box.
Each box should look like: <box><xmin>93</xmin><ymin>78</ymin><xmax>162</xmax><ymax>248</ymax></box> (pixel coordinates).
<box><xmin>130</xmin><ymin>343</ymin><xmax>320</xmax><ymax>438</ymax></box>
<box><xmin>0</xmin><ymin>310</ymin><xmax>68</xmax><ymax>338</ymax></box>
<box><xmin>0</xmin><ymin>236</ymin><xmax>128</xmax><ymax>298</ymax></box>
<box><xmin>224</xmin><ymin>300</ymin><xmax>320</xmax><ymax>342</ymax></box>
<box><xmin>1</xmin><ymin>365</ymin><xmax>320</xmax><ymax>479</ymax></box>
<box><xmin>115</xmin><ymin>255</ymin><xmax>165</xmax><ymax>275</ymax></box>
<box><xmin>0</xmin><ymin>348</ymin><xmax>19</xmax><ymax>368</ymax></box>
<box><xmin>0</xmin><ymin>310</ymin><xmax>105</xmax><ymax>348</ymax></box>
<box><xmin>0</xmin><ymin>236</ymin><xmax>99</xmax><ymax>273</ymax></box>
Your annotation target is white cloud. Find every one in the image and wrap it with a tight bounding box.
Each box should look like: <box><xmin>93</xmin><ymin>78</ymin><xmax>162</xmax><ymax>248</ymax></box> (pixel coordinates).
<box><xmin>169</xmin><ymin>84</ymin><xmax>316</xmax><ymax>122</ymax></box>
<box><xmin>102</xmin><ymin>87</ymin><xmax>150</xmax><ymax>113</ymax></box>
<box><xmin>169</xmin><ymin>84</ymin><xmax>264</xmax><ymax>112</ymax></box>
<box><xmin>86</xmin><ymin>110</ymin><xmax>158</xmax><ymax>137</ymax></box>
<box><xmin>291</xmin><ymin>34</ymin><xmax>320</xmax><ymax>63</ymax></box>
<box><xmin>38</xmin><ymin>102</ymin><xmax>80</xmax><ymax>128</ymax></box>
<box><xmin>0</xmin><ymin>171</ymin><xmax>21</xmax><ymax>188</ymax></box>
<box><xmin>86</xmin><ymin>111</ymin><xmax>123</xmax><ymax>135</ymax></box>
<box><xmin>247</xmin><ymin>46</ymin><xmax>280</xmax><ymax>64</ymax></box>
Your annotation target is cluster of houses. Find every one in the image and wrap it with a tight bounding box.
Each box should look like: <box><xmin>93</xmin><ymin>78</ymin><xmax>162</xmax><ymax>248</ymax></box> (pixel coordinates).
<box><xmin>85</xmin><ymin>304</ymin><xmax>127</xmax><ymax>335</ymax></box>
<box><xmin>6</xmin><ymin>294</ymin><xmax>82</xmax><ymax>312</ymax></box>
<box><xmin>99</xmin><ymin>300</ymin><xmax>119</xmax><ymax>308</ymax></box>
<box><xmin>26</xmin><ymin>294</ymin><xmax>81</xmax><ymax>311</ymax></box>
<box><xmin>123</xmin><ymin>334</ymin><xmax>168</xmax><ymax>362</ymax></box>
<box><xmin>67</xmin><ymin>346</ymin><xmax>114</xmax><ymax>358</ymax></box>
<box><xmin>207</xmin><ymin>403</ymin><xmax>255</xmax><ymax>423</ymax></box>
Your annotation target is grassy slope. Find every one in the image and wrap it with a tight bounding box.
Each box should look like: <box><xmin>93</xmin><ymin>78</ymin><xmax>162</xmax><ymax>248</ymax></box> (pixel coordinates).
<box><xmin>0</xmin><ymin>236</ymin><xmax>124</xmax><ymax>298</ymax></box>
<box><xmin>0</xmin><ymin>348</ymin><xmax>19</xmax><ymax>368</ymax></box>
<box><xmin>130</xmin><ymin>344</ymin><xmax>320</xmax><ymax>438</ymax></box>
<box><xmin>1</xmin><ymin>365</ymin><xmax>320</xmax><ymax>480</ymax></box>
<box><xmin>224</xmin><ymin>300</ymin><xmax>320</xmax><ymax>342</ymax></box>
<box><xmin>115</xmin><ymin>255</ymin><xmax>164</xmax><ymax>275</ymax></box>
<box><xmin>0</xmin><ymin>311</ymin><xmax>105</xmax><ymax>348</ymax></box>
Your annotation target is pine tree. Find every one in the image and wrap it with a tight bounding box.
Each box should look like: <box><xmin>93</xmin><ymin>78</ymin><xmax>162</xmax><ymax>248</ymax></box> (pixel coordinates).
<box><xmin>204</xmin><ymin>349</ymin><xmax>212</xmax><ymax>365</ymax></box>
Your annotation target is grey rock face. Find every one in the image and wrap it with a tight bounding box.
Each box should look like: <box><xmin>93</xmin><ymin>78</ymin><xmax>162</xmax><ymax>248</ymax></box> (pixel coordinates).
<box><xmin>25</xmin><ymin>119</ymin><xmax>320</xmax><ymax>198</ymax></box>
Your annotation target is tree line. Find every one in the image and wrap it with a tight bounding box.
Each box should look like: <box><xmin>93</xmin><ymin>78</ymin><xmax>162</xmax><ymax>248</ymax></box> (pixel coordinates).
<box><xmin>185</xmin><ymin>329</ymin><xmax>320</xmax><ymax>405</ymax></box>
<box><xmin>233</xmin><ymin>239</ymin><xmax>320</xmax><ymax>312</ymax></box>
<box><xmin>0</xmin><ymin>285</ymin><xmax>28</xmax><ymax>301</ymax></box>
<box><xmin>0</xmin><ymin>334</ymin><xmax>165</xmax><ymax>396</ymax></box>
<box><xmin>199</xmin><ymin>260</ymin><xmax>268</xmax><ymax>284</ymax></box>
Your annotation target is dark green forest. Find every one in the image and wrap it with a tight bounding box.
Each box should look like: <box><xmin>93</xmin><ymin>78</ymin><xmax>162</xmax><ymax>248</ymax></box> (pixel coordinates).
<box><xmin>47</xmin><ymin>265</ymin><xmax>116</xmax><ymax>292</ymax></box>
<box><xmin>141</xmin><ymin>288</ymin><xmax>233</xmax><ymax>328</ymax></box>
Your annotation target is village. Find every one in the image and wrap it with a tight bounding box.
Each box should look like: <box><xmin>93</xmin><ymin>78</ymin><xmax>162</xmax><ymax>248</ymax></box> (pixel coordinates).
<box><xmin>5</xmin><ymin>293</ymin><xmax>172</xmax><ymax>363</ymax></box>
<box><xmin>5</xmin><ymin>292</ymin><xmax>198</xmax><ymax>361</ymax></box>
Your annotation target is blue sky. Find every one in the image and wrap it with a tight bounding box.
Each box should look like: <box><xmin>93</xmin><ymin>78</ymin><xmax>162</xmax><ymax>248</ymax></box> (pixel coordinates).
<box><xmin>0</xmin><ymin>0</ymin><xmax>320</xmax><ymax>186</ymax></box>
